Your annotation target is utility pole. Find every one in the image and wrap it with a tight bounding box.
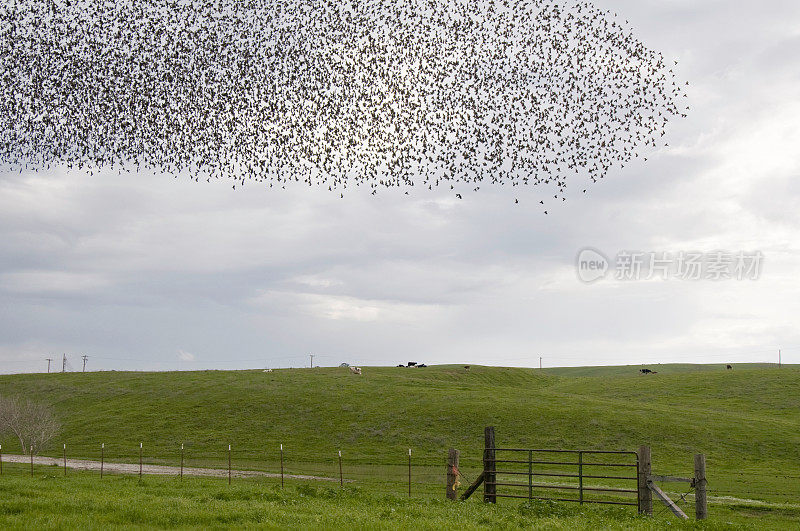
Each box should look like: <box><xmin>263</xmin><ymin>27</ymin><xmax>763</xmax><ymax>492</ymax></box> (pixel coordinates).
<box><xmin>539</xmin><ymin>356</ymin><xmax>542</xmax><ymax>369</ymax></box>
<box><xmin>46</xmin><ymin>358</ymin><xmax>52</xmax><ymax>373</ymax></box>
<box><xmin>310</xmin><ymin>354</ymin><xmax>314</xmax><ymax>368</ymax></box>
<box><xmin>82</xmin><ymin>355</ymin><xmax>88</xmax><ymax>372</ymax></box>
<box><xmin>779</xmin><ymin>349</ymin><xmax>781</xmax><ymax>368</ymax></box>
<box><xmin>62</xmin><ymin>353</ymin><xmax>66</xmax><ymax>373</ymax></box>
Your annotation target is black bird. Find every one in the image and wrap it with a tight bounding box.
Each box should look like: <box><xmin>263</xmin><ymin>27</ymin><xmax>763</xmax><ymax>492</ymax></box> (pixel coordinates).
<box><xmin>0</xmin><ymin>0</ymin><xmax>687</xmax><ymax>210</ymax></box>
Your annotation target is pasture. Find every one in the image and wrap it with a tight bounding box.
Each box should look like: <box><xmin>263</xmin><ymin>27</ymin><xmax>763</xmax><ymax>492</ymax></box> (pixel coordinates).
<box><xmin>1</xmin><ymin>364</ymin><xmax>798</xmax><ymax>528</ymax></box>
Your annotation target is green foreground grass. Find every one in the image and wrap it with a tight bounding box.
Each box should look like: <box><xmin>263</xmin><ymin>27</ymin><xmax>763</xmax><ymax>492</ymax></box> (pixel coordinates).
<box><xmin>1</xmin><ymin>364</ymin><xmax>799</xmax><ymax>528</ymax></box>
<box><xmin>0</xmin><ymin>465</ymin><xmax>794</xmax><ymax>530</ymax></box>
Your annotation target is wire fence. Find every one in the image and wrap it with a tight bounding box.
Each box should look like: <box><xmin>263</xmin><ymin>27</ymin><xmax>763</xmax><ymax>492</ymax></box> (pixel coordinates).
<box><xmin>0</xmin><ymin>441</ymin><xmax>797</xmax><ymax>512</ymax></box>
<box><xmin>0</xmin><ymin>441</ymin><xmax>487</xmax><ymax>499</ymax></box>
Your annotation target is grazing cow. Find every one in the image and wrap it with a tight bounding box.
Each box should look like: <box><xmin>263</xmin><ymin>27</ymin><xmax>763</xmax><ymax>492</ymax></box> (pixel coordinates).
<box><xmin>263</xmin><ymin>368</ymin><xmax>273</xmax><ymax>373</ymax></box>
<box><xmin>418</xmin><ymin>363</ymin><xmax>427</xmax><ymax>368</ymax></box>
<box><xmin>639</xmin><ymin>368</ymin><xmax>652</xmax><ymax>374</ymax></box>
<box><xmin>396</xmin><ymin>364</ymin><xmax>405</xmax><ymax>367</ymax></box>
<box><xmin>464</xmin><ymin>365</ymin><xmax>471</xmax><ymax>371</ymax></box>
<box><xmin>349</xmin><ymin>366</ymin><xmax>362</xmax><ymax>375</ymax></box>
<box><xmin>407</xmin><ymin>362</ymin><xmax>417</xmax><ymax>367</ymax></box>
<box><xmin>726</xmin><ymin>364</ymin><xmax>732</xmax><ymax>370</ymax></box>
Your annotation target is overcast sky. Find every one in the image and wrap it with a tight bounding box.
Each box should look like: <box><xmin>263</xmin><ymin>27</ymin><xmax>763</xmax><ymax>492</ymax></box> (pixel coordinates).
<box><xmin>2</xmin><ymin>0</ymin><xmax>800</xmax><ymax>373</ymax></box>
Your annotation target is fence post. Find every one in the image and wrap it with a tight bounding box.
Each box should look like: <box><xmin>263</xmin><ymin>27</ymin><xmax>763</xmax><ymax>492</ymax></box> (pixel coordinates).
<box><xmin>338</xmin><ymin>450</ymin><xmax>343</xmax><ymax>488</ymax></box>
<box><xmin>63</xmin><ymin>443</ymin><xmax>67</xmax><ymax>476</ymax></box>
<box><xmin>0</xmin><ymin>444</ymin><xmax>3</xmax><ymax>475</ymax></box>
<box><xmin>694</xmin><ymin>454</ymin><xmax>707</xmax><ymax>520</ymax></box>
<box><xmin>528</xmin><ymin>450</ymin><xmax>532</xmax><ymax>500</ymax></box>
<box><xmin>637</xmin><ymin>445</ymin><xmax>652</xmax><ymax>515</ymax></box>
<box><xmin>180</xmin><ymin>443</ymin><xmax>184</xmax><ymax>480</ymax></box>
<box><xmin>578</xmin><ymin>451</ymin><xmax>584</xmax><ymax>504</ymax></box>
<box><xmin>408</xmin><ymin>448</ymin><xmax>412</xmax><ymax>497</ymax></box>
<box><xmin>280</xmin><ymin>444</ymin><xmax>284</xmax><ymax>488</ymax></box>
<box><xmin>101</xmin><ymin>443</ymin><xmax>104</xmax><ymax>478</ymax></box>
<box><xmin>139</xmin><ymin>442</ymin><xmax>143</xmax><ymax>481</ymax></box>
<box><xmin>446</xmin><ymin>448</ymin><xmax>459</xmax><ymax>500</ymax></box>
<box><xmin>30</xmin><ymin>445</ymin><xmax>33</xmax><ymax>476</ymax></box>
<box><xmin>483</xmin><ymin>426</ymin><xmax>496</xmax><ymax>503</ymax></box>
<box><xmin>228</xmin><ymin>444</ymin><xmax>232</xmax><ymax>485</ymax></box>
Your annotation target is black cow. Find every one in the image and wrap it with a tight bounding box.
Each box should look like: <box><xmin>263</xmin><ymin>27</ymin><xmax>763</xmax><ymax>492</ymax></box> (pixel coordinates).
<box><xmin>639</xmin><ymin>368</ymin><xmax>652</xmax><ymax>374</ymax></box>
<box><xmin>726</xmin><ymin>364</ymin><xmax>732</xmax><ymax>370</ymax></box>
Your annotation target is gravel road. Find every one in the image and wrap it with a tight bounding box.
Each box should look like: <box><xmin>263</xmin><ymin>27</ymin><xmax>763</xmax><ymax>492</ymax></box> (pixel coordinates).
<box><xmin>2</xmin><ymin>454</ymin><xmax>344</xmax><ymax>482</ymax></box>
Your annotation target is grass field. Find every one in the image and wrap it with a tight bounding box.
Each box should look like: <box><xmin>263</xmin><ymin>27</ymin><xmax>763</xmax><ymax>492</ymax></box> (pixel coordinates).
<box><xmin>1</xmin><ymin>364</ymin><xmax>799</xmax><ymax>528</ymax></box>
<box><xmin>0</xmin><ymin>465</ymin><xmax>791</xmax><ymax>529</ymax></box>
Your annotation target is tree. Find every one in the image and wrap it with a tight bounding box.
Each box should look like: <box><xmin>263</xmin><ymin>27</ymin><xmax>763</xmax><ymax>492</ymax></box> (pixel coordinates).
<box><xmin>0</xmin><ymin>395</ymin><xmax>61</xmax><ymax>455</ymax></box>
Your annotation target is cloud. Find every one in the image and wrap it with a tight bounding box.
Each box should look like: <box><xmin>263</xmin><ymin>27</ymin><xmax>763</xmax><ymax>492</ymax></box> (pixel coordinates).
<box><xmin>0</xmin><ymin>270</ymin><xmax>111</xmax><ymax>295</ymax></box>
<box><xmin>2</xmin><ymin>1</ymin><xmax>800</xmax><ymax>372</ymax></box>
<box><xmin>290</xmin><ymin>275</ymin><xmax>343</xmax><ymax>289</ymax></box>
<box><xmin>249</xmin><ymin>290</ymin><xmax>443</xmax><ymax>323</ymax></box>
<box><xmin>177</xmin><ymin>349</ymin><xmax>195</xmax><ymax>362</ymax></box>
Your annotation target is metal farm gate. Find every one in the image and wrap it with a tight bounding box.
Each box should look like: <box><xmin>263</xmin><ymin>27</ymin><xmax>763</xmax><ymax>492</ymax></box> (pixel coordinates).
<box><xmin>457</xmin><ymin>427</ymin><xmax>708</xmax><ymax>520</ymax></box>
<box><xmin>485</xmin><ymin>447</ymin><xmax>639</xmax><ymax>506</ymax></box>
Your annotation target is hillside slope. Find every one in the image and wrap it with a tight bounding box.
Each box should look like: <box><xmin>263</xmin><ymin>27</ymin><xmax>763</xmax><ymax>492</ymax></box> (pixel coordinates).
<box><xmin>1</xmin><ymin>364</ymin><xmax>798</xmax><ymax>506</ymax></box>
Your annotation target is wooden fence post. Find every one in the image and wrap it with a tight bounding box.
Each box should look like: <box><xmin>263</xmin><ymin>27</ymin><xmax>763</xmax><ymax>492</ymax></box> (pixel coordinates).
<box><xmin>228</xmin><ymin>444</ymin><xmax>232</xmax><ymax>485</ymax></box>
<box><xmin>0</xmin><ymin>444</ymin><xmax>3</xmax><ymax>475</ymax></box>
<box><xmin>408</xmin><ymin>448</ymin><xmax>412</xmax><ymax>497</ymax></box>
<box><xmin>63</xmin><ymin>443</ymin><xmax>67</xmax><ymax>476</ymax></box>
<box><xmin>30</xmin><ymin>446</ymin><xmax>33</xmax><ymax>476</ymax></box>
<box><xmin>338</xmin><ymin>450</ymin><xmax>343</xmax><ymax>488</ymax></box>
<box><xmin>101</xmin><ymin>443</ymin><xmax>104</xmax><ymax>478</ymax></box>
<box><xmin>139</xmin><ymin>442</ymin><xmax>143</xmax><ymax>481</ymax></box>
<box><xmin>180</xmin><ymin>443</ymin><xmax>184</xmax><ymax>480</ymax></box>
<box><xmin>446</xmin><ymin>448</ymin><xmax>459</xmax><ymax>500</ymax></box>
<box><xmin>280</xmin><ymin>444</ymin><xmax>284</xmax><ymax>488</ymax></box>
<box><xmin>527</xmin><ymin>450</ymin><xmax>532</xmax><ymax>500</ymax></box>
<box><xmin>578</xmin><ymin>451</ymin><xmax>584</xmax><ymax>504</ymax></box>
<box><xmin>483</xmin><ymin>426</ymin><xmax>496</xmax><ymax>503</ymax></box>
<box><xmin>637</xmin><ymin>445</ymin><xmax>652</xmax><ymax>515</ymax></box>
<box><xmin>694</xmin><ymin>454</ymin><xmax>707</xmax><ymax>520</ymax></box>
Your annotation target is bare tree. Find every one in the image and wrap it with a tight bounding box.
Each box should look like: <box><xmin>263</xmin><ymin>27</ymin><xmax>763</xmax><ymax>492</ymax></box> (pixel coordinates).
<box><xmin>0</xmin><ymin>395</ymin><xmax>61</xmax><ymax>455</ymax></box>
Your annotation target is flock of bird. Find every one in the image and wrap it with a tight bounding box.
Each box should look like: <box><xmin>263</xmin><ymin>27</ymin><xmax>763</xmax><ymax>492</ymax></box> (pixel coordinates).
<box><xmin>0</xmin><ymin>0</ymin><xmax>687</xmax><ymax>206</ymax></box>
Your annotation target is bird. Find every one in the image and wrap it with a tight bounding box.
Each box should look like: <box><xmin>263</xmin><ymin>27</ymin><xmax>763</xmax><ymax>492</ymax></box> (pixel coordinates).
<box><xmin>0</xmin><ymin>0</ymin><xmax>687</xmax><ymax>215</ymax></box>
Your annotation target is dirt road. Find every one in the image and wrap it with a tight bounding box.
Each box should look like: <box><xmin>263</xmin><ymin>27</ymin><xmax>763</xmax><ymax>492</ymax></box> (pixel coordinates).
<box><xmin>2</xmin><ymin>454</ymin><xmax>344</xmax><ymax>482</ymax></box>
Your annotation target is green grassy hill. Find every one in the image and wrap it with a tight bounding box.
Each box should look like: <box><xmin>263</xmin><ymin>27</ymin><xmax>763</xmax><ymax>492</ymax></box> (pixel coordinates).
<box><xmin>540</xmin><ymin>363</ymin><xmax>781</xmax><ymax>377</ymax></box>
<box><xmin>1</xmin><ymin>364</ymin><xmax>798</xmax><ymax>526</ymax></box>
